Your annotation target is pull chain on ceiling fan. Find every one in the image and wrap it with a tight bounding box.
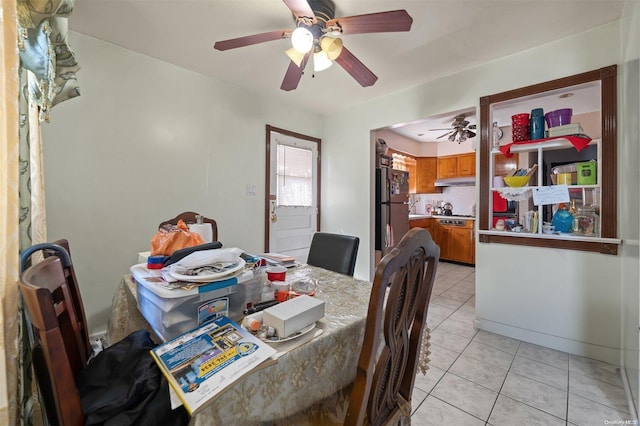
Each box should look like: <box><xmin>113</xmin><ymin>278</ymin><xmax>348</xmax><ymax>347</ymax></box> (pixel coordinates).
<box><xmin>429</xmin><ymin>114</ymin><xmax>477</xmax><ymax>143</ymax></box>
<box><xmin>213</xmin><ymin>0</ymin><xmax>413</xmax><ymax>91</ymax></box>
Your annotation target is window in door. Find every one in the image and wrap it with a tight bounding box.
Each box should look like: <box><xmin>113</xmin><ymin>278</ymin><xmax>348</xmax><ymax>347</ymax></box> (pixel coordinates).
<box><xmin>277</xmin><ymin>144</ymin><xmax>312</xmax><ymax>207</ymax></box>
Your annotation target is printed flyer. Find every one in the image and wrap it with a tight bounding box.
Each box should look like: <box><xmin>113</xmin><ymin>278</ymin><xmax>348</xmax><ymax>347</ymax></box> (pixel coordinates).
<box><xmin>150</xmin><ymin>316</ymin><xmax>276</xmax><ymax>415</ymax></box>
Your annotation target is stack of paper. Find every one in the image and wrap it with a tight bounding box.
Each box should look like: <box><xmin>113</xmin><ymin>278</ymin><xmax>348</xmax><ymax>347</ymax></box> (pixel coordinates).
<box><xmin>261</xmin><ymin>253</ymin><xmax>297</xmax><ymax>267</ymax></box>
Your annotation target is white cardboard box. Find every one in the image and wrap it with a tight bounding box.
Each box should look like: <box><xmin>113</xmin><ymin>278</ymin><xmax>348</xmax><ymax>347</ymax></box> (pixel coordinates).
<box><xmin>548</xmin><ymin>123</ymin><xmax>584</xmax><ymax>137</ymax></box>
<box><xmin>262</xmin><ymin>295</ymin><xmax>325</xmax><ymax>338</ymax></box>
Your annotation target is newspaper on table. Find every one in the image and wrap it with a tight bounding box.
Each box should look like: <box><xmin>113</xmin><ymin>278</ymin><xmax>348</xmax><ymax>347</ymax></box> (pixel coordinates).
<box><xmin>150</xmin><ymin>316</ymin><xmax>277</xmax><ymax>415</ymax></box>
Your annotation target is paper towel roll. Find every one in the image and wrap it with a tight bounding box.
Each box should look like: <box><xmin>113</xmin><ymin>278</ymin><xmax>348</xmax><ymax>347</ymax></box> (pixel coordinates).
<box><xmin>493</xmin><ymin>176</ymin><xmax>505</xmax><ymax>188</ymax></box>
<box><xmin>188</xmin><ymin>223</ymin><xmax>213</xmax><ymax>243</ymax></box>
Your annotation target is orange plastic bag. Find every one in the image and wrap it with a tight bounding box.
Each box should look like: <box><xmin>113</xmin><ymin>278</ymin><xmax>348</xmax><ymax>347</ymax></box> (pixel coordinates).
<box><xmin>150</xmin><ymin>220</ymin><xmax>205</xmax><ymax>256</ymax></box>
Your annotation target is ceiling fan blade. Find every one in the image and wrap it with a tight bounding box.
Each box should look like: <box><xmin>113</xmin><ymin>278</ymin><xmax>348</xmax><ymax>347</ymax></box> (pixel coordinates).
<box><xmin>214</xmin><ymin>30</ymin><xmax>292</xmax><ymax>51</ymax></box>
<box><xmin>437</xmin><ymin>132</ymin><xmax>453</xmax><ymax>139</ymax></box>
<box><xmin>281</xmin><ymin>52</ymin><xmax>311</xmax><ymax>91</ymax></box>
<box><xmin>326</xmin><ymin>10</ymin><xmax>412</xmax><ymax>35</ymax></box>
<box><xmin>334</xmin><ymin>47</ymin><xmax>377</xmax><ymax>87</ymax></box>
<box><xmin>429</xmin><ymin>127</ymin><xmax>454</xmax><ymax>131</ymax></box>
<box><xmin>283</xmin><ymin>0</ymin><xmax>317</xmax><ymax>23</ymax></box>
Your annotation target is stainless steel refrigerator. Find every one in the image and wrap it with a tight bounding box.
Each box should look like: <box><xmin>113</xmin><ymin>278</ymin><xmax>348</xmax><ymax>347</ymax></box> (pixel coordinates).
<box><xmin>375</xmin><ymin>168</ymin><xmax>410</xmax><ymax>256</ymax></box>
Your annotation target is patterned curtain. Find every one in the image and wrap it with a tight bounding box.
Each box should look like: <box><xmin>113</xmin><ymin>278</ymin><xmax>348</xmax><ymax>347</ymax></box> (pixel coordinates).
<box><xmin>17</xmin><ymin>68</ymin><xmax>49</xmax><ymax>426</ymax></box>
<box><xmin>11</xmin><ymin>1</ymin><xmax>81</xmax><ymax>425</ymax></box>
<box><xmin>0</xmin><ymin>2</ymin><xmax>21</xmax><ymax>424</ymax></box>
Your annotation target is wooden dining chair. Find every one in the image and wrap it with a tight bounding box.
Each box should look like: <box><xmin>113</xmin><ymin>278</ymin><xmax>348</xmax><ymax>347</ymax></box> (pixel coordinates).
<box><xmin>20</xmin><ymin>252</ymin><xmax>89</xmax><ymax>425</ymax></box>
<box><xmin>158</xmin><ymin>211</ymin><xmax>218</xmax><ymax>241</ymax></box>
<box><xmin>306</xmin><ymin>232</ymin><xmax>360</xmax><ymax>276</ymax></box>
<box><xmin>42</xmin><ymin>239</ymin><xmax>93</xmax><ymax>361</ymax></box>
<box><xmin>276</xmin><ymin>228</ymin><xmax>439</xmax><ymax>425</ymax></box>
<box><xmin>19</xmin><ymin>243</ymin><xmax>188</xmax><ymax>426</ymax></box>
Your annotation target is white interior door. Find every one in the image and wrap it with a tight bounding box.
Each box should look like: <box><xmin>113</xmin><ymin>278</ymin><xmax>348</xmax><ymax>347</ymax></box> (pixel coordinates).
<box><xmin>266</xmin><ymin>127</ymin><xmax>319</xmax><ymax>262</ymax></box>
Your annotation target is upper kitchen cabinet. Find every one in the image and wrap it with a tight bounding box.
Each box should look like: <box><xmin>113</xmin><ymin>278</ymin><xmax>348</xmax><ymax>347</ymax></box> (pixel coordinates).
<box><xmin>415</xmin><ymin>157</ymin><xmax>441</xmax><ymax>193</ymax></box>
<box><xmin>437</xmin><ymin>153</ymin><xmax>476</xmax><ymax>179</ymax></box>
<box><xmin>437</xmin><ymin>156</ymin><xmax>457</xmax><ymax>179</ymax></box>
<box><xmin>456</xmin><ymin>153</ymin><xmax>476</xmax><ymax>176</ymax></box>
<box><xmin>478</xmin><ymin>65</ymin><xmax>619</xmax><ymax>255</ymax></box>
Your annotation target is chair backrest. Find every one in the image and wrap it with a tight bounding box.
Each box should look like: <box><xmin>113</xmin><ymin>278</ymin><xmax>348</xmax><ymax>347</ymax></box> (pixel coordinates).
<box><xmin>41</xmin><ymin>239</ymin><xmax>92</xmax><ymax>362</ymax></box>
<box><xmin>306</xmin><ymin>232</ymin><xmax>360</xmax><ymax>276</ymax></box>
<box><xmin>345</xmin><ymin>228</ymin><xmax>439</xmax><ymax>425</ymax></box>
<box><xmin>158</xmin><ymin>211</ymin><xmax>218</xmax><ymax>242</ymax></box>
<box><xmin>20</xmin><ymin>255</ymin><xmax>87</xmax><ymax>426</ymax></box>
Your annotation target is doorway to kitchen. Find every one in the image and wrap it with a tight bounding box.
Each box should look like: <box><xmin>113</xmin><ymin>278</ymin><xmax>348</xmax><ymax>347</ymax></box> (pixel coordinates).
<box><xmin>371</xmin><ymin>107</ymin><xmax>478</xmax><ymax>268</ymax></box>
<box><xmin>265</xmin><ymin>125</ymin><xmax>321</xmax><ymax>262</ymax></box>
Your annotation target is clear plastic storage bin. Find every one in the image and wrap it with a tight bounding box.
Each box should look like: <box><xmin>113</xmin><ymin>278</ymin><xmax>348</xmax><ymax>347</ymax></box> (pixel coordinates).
<box><xmin>131</xmin><ymin>264</ymin><xmax>257</xmax><ymax>341</ymax></box>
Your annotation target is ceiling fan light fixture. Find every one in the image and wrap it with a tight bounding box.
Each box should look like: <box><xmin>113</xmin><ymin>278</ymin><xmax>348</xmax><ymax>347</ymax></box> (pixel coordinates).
<box><xmin>291</xmin><ymin>27</ymin><xmax>313</xmax><ymax>53</ymax></box>
<box><xmin>313</xmin><ymin>50</ymin><xmax>332</xmax><ymax>72</ymax></box>
<box><xmin>320</xmin><ymin>36</ymin><xmax>343</xmax><ymax>60</ymax></box>
<box><xmin>285</xmin><ymin>48</ymin><xmax>305</xmax><ymax>67</ymax></box>
<box><xmin>448</xmin><ymin>133</ymin><xmax>456</xmax><ymax>142</ymax></box>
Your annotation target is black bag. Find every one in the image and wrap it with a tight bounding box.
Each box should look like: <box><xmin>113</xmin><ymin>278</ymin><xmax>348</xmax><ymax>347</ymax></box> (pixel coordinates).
<box><xmin>76</xmin><ymin>330</ymin><xmax>188</xmax><ymax>426</ymax></box>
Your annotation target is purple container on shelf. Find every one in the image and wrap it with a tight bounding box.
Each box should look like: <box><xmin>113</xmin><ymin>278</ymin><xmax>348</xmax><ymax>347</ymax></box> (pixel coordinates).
<box><xmin>545</xmin><ymin>108</ymin><xmax>572</xmax><ymax>128</ymax></box>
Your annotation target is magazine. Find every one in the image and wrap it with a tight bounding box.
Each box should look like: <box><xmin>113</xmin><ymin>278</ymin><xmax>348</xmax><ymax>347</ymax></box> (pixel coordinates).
<box><xmin>260</xmin><ymin>253</ymin><xmax>298</xmax><ymax>267</ymax></box>
<box><xmin>150</xmin><ymin>316</ymin><xmax>277</xmax><ymax>415</ymax></box>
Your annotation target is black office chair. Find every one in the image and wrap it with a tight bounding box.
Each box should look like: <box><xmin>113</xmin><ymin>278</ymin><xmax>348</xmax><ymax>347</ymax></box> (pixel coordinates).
<box><xmin>306</xmin><ymin>232</ymin><xmax>360</xmax><ymax>276</ymax></box>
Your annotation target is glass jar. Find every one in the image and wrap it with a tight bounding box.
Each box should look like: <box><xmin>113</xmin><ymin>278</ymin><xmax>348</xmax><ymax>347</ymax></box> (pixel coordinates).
<box><xmin>574</xmin><ymin>207</ymin><xmax>598</xmax><ymax>236</ymax></box>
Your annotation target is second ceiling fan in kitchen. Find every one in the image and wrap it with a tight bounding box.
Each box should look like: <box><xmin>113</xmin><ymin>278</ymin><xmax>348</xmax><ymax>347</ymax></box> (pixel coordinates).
<box><xmin>213</xmin><ymin>0</ymin><xmax>413</xmax><ymax>91</ymax></box>
<box><xmin>430</xmin><ymin>114</ymin><xmax>477</xmax><ymax>143</ymax></box>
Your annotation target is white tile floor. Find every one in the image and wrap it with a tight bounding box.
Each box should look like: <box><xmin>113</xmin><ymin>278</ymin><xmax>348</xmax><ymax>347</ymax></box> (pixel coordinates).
<box><xmin>412</xmin><ymin>262</ymin><xmax>636</xmax><ymax>426</ymax></box>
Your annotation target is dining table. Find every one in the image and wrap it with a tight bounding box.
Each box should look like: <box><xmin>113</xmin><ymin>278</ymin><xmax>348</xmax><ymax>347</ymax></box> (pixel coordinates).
<box><xmin>108</xmin><ymin>263</ymin><xmax>431</xmax><ymax>425</ymax></box>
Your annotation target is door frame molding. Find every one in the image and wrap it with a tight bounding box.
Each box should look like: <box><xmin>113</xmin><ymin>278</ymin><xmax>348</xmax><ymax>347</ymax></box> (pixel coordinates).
<box><xmin>264</xmin><ymin>125</ymin><xmax>322</xmax><ymax>252</ymax></box>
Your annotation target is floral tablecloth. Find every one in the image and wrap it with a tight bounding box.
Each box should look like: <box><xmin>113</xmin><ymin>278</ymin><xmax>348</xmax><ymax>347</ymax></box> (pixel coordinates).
<box><xmin>108</xmin><ymin>265</ymin><xmax>430</xmax><ymax>425</ymax></box>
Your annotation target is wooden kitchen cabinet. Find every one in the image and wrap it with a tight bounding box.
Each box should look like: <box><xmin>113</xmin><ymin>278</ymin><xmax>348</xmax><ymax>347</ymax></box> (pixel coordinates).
<box><xmin>437</xmin><ymin>153</ymin><xmax>476</xmax><ymax>179</ymax></box>
<box><xmin>431</xmin><ymin>220</ymin><xmax>475</xmax><ymax>265</ymax></box>
<box><xmin>450</xmin><ymin>227</ymin><xmax>475</xmax><ymax>264</ymax></box>
<box><xmin>456</xmin><ymin>153</ymin><xmax>476</xmax><ymax>177</ymax></box>
<box><xmin>415</xmin><ymin>157</ymin><xmax>441</xmax><ymax>193</ymax></box>
<box><xmin>431</xmin><ymin>223</ymin><xmax>450</xmax><ymax>261</ymax></box>
<box><xmin>437</xmin><ymin>156</ymin><xmax>457</xmax><ymax>179</ymax></box>
<box><xmin>409</xmin><ymin>218</ymin><xmax>432</xmax><ymax>232</ymax></box>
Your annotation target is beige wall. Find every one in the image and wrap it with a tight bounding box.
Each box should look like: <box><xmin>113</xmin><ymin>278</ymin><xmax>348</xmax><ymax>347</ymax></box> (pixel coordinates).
<box><xmin>319</xmin><ymin>20</ymin><xmax>634</xmax><ymax>366</ymax></box>
<box><xmin>42</xmin><ymin>33</ymin><xmax>322</xmax><ymax>333</ymax></box>
<box><xmin>619</xmin><ymin>0</ymin><xmax>640</xmax><ymax>413</ymax></box>
<box><xmin>41</xmin><ymin>15</ymin><xmax>637</xmax><ymax>374</ymax></box>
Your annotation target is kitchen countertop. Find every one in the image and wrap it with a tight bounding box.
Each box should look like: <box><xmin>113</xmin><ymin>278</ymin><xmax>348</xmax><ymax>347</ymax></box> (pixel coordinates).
<box><xmin>410</xmin><ymin>214</ymin><xmax>476</xmax><ymax>220</ymax></box>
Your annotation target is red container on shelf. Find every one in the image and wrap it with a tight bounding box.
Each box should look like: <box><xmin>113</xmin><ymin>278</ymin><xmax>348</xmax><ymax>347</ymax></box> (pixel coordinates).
<box><xmin>511</xmin><ymin>113</ymin><xmax>530</xmax><ymax>125</ymax></box>
<box><xmin>512</xmin><ymin>125</ymin><xmax>530</xmax><ymax>142</ymax></box>
<box><xmin>511</xmin><ymin>113</ymin><xmax>530</xmax><ymax>142</ymax></box>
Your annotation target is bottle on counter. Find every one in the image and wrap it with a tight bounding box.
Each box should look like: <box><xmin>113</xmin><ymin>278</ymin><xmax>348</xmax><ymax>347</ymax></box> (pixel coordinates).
<box><xmin>492</xmin><ymin>122</ymin><xmax>501</xmax><ymax>149</ymax></box>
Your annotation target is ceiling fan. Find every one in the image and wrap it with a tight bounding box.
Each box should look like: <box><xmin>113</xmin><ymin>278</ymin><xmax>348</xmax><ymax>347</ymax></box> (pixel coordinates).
<box><xmin>213</xmin><ymin>0</ymin><xmax>413</xmax><ymax>91</ymax></box>
<box><xmin>430</xmin><ymin>114</ymin><xmax>477</xmax><ymax>143</ymax></box>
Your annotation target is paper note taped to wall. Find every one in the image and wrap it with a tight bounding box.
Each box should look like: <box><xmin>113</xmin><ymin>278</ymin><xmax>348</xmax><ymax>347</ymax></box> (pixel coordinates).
<box><xmin>532</xmin><ymin>185</ymin><xmax>570</xmax><ymax>206</ymax></box>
